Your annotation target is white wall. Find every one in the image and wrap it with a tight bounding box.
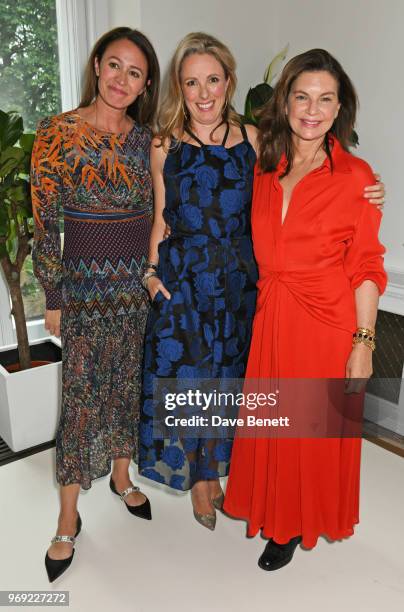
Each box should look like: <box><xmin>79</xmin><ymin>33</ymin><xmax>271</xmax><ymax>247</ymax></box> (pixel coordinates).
<box><xmin>108</xmin><ymin>0</ymin><xmax>141</xmax><ymax>28</ymax></box>
<box><xmin>105</xmin><ymin>0</ymin><xmax>278</xmax><ymax>109</ymax></box>
<box><xmin>139</xmin><ymin>0</ymin><xmax>279</xmax><ymax>112</ymax></box>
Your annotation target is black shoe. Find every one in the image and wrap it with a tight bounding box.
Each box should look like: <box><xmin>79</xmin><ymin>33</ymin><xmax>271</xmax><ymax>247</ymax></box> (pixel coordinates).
<box><xmin>258</xmin><ymin>535</ymin><xmax>302</xmax><ymax>571</ymax></box>
<box><xmin>45</xmin><ymin>513</ymin><xmax>82</xmax><ymax>583</ymax></box>
<box><xmin>109</xmin><ymin>477</ymin><xmax>152</xmax><ymax>520</ymax></box>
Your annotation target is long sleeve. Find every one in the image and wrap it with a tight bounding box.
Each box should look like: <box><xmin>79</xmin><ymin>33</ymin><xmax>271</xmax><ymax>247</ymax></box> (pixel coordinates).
<box><xmin>31</xmin><ymin>117</ymin><xmax>64</xmax><ymax>309</ymax></box>
<box><xmin>344</xmin><ymin>162</ymin><xmax>387</xmax><ymax>295</ymax></box>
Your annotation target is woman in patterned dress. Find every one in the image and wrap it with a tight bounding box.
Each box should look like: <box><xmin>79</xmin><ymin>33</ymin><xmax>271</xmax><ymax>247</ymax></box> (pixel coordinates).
<box><xmin>31</xmin><ymin>28</ymin><xmax>159</xmax><ymax>582</ymax></box>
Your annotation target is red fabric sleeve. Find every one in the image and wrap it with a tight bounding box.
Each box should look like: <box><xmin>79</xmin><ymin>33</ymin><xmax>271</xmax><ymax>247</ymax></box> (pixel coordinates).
<box><xmin>344</xmin><ymin>161</ymin><xmax>387</xmax><ymax>295</ymax></box>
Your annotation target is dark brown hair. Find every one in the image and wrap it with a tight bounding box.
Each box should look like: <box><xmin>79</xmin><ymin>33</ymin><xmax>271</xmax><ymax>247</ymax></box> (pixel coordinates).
<box><xmin>79</xmin><ymin>27</ymin><xmax>160</xmax><ymax>128</ymax></box>
<box><xmin>257</xmin><ymin>48</ymin><xmax>358</xmax><ymax>174</ymax></box>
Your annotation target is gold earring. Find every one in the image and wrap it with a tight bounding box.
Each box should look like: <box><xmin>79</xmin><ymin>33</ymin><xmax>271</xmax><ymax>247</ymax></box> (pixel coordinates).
<box><xmin>181</xmin><ymin>99</ymin><xmax>189</xmax><ymax>119</ymax></box>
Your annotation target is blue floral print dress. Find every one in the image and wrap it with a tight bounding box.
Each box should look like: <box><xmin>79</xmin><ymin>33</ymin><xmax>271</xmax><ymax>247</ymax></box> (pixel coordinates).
<box><xmin>139</xmin><ymin>123</ymin><xmax>257</xmax><ymax>490</ymax></box>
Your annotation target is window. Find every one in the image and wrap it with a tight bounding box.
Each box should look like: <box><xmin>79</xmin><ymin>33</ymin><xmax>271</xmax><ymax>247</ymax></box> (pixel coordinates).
<box><xmin>0</xmin><ymin>0</ymin><xmax>62</xmax><ymax>321</ymax></box>
<box><xmin>0</xmin><ymin>0</ymin><xmax>110</xmax><ymax>345</ymax></box>
<box><xmin>0</xmin><ymin>0</ymin><xmax>62</xmax><ymax>131</ymax></box>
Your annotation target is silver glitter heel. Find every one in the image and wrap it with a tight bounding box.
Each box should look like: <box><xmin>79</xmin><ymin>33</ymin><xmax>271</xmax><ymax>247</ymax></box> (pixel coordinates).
<box><xmin>212</xmin><ymin>492</ymin><xmax>225</xmax><ymax>510</ymax></box>
<box><xmin>193</xmin><ymin>509</ymin><xmax>216</xmax><ymax>531</ymax></box>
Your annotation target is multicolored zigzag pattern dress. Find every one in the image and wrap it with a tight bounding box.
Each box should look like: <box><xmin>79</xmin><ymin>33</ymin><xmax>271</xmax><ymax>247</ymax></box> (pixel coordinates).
<box><xmin>31</xmin><ymin>110</ymin><xmax>152</xmax><ymax>489</ymax></box>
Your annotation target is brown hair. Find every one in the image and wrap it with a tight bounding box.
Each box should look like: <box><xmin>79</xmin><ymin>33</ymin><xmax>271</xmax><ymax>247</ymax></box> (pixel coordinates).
<box><xmin>158</xmin><ymin>32</ymin><xmax>240</xmax><ymax>146</ymax></box>
<box><xmin>79</xmin><ymin>27</ymin><xmax>160</xmax><ymax>129</ymax></box>
<box><xmin>257</xmin><ymin>48</ymin><xmax>358</xmax><ymax>174</ymax></box>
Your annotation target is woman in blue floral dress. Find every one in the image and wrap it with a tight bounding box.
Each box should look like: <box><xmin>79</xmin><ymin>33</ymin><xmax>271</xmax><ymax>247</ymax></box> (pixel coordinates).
<box><xmin>139</xmin><ymin>33</ymin><xmax>258</xmax><ymax>529</ymax></box>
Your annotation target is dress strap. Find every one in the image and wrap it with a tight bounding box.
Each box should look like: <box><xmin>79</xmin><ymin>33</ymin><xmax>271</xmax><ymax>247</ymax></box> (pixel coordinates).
<box><xmin>221</xmin><ymin>122</ymin><xmax>230</xmax><ymax>147</ymax></box>
<box><xmin>185</xmin><ymin>122</ymin><xmax>230</xmax><ymax>147</ymax></box>
<box><xmin>184</xmin><ymin>126</ymin><xmax>204</xmax><ymax>147</ymax></box>
<box><xmin>240</xmin><ymin>122</ymin><xmax>248</xmax><ymax>142</ymax></box>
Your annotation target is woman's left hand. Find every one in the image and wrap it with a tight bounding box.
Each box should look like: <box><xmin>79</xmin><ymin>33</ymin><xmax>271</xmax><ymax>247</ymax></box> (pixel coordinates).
<box><xmin>345</xmin><ymin>343</ymin><xmax>373</xmax><ymax>393</ymax></box>
<box><xmin>363</xmin><ymin>173</ymin><xmax>385</xmax><ymax>210</ymax></box>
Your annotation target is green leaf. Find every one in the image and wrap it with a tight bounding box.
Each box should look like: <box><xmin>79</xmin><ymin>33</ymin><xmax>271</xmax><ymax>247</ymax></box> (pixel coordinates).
<box><xmin>6</xmin><ymin>220</ymin><xmax>18</xmax><ymax>262</ymax></box>
<box><xmin>7</xmin><ymin>184</ymin><xmax>27</xmax><ymax>203</ymax></box>
<box><xmin>350</xmin><ymin>129</ymin><xmax>359</xmax><ymax>147</ymax></box>
<box><xmin>0</xmin><ymin>146</ymin><xmax>25</xmax><ymax>178</ymax></box>
<box><xmin>244</xmin><ymin>83</ymin><xmax>274</xmax><ymax>123</ymax></box>
<box><xmin>244</xmin><ymin>89</ymin><xmax>257</xmax><ymax>125</ymax></box>
<box><xmin>263</xmin><ymin>43</ymin><xmax>290</xmax><ymax>84</ymax></box>
<box><xmin>0</xmin><ymin>204</ymin><xmax>10</xmax><ymax>238</ymax></box>
<box><xmin>0</xmin><ymin>111</ymin><xmax>24</xmax><ymax>151</ymax></box>
<box><xmin>249</xmin><ymin>83</ymin><xmax>274</xmax><ymax>108</ymax></box>
<box><xmin>19</xmin><ymin>133</ymin><xmax>36</xmax><ymax>154</ymax></box>
<box><xmin>0</xmin><ymin>241</ymin><xmax>8</xmax><ymax>259</ymax></box>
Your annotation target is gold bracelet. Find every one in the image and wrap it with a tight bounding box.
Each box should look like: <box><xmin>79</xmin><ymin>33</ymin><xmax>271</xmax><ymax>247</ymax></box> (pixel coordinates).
<box><xmin>356</xmin><ymin>327</ymin><xmax>375</xmax><ymax>338</ymax></box>
<box><xmin>352</xmin><ymin>327</ymin><xmax>376</xmax><ymax>351</ymax></box>
<box><xmin>352</xmin><ymin>336</ymin><xmax>376</xmax><ymax>351</ymax></box>
<box><xmin>353</xmin><ymin>327</ymin><xmax>375</xmax><ymax>340</ymax></box>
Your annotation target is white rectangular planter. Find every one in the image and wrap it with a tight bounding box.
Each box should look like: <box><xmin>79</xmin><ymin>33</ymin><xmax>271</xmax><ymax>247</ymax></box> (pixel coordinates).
<box><xmin>0</xmin><ymin>338</ymin><xmax>62</xmax><ymax>452</ymax></box>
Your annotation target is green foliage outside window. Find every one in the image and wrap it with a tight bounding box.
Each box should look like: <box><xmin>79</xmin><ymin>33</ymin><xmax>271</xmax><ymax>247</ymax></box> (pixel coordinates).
<box><xmin>0</xmin><ymin>0</ymin><xmax>61</xmax><ymax>130</ymax></box>
<box><xmin>0</xmin><ymin>0</ymin><xmax>61</xmax><ymax>321</ymax></box>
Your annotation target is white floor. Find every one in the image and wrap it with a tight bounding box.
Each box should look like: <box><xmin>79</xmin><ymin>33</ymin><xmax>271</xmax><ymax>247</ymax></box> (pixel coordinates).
<box><xmin>1</xmin><ymin>440</ymin><xmax>403</xmax><ymax>612</ymax></box>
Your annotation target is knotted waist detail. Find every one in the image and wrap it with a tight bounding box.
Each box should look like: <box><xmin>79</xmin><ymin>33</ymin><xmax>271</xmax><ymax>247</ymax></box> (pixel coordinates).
<box><xmin>256</xmin><ymin>265</ymin><xmax>356</xmax><ymax>333</ymax></box>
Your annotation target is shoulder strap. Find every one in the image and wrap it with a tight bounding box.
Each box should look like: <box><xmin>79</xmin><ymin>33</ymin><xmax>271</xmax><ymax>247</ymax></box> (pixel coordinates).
<box><xmin>184</xmin><ymin>126</ymin><xmax>204</xmax><ymax>147</ymax></box>
<box><xmin>240</xmin><ymin>122</ymin><xmax>248</xmax><ymax>142</ymax></box>
<box><xmin>221</xmin><ymin>122</ymin><xmax>230</xmax><ymax>147</ymax></box>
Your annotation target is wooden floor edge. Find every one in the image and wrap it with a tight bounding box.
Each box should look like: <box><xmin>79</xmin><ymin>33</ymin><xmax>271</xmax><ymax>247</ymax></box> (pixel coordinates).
<box><xmin>363</xmin><ymin>434</ymin><xmax>404</xmax><ymax>458</ymax></box>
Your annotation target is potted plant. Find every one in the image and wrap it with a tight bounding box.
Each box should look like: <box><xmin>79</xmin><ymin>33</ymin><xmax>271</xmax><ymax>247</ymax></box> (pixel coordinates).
<box><xmin>0</xmin><ymin>109</ymin><xmax>61</xmax><ymax>452</ymax></box>
<box><xmin>243</xmin><ymin>44</ymin><xmax>289</xmax><ymax>124</ymax></box>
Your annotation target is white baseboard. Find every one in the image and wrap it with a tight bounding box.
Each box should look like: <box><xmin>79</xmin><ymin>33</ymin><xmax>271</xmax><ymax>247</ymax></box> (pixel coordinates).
<box><xmin>365</xmin><ymin>393</ymin><xmax>404</xmax><ymax>436</ymax></box>
<box><xmin>369</xmin><ymin>264</ymin><xmax>404</xmax><ymax>432</ymax></box>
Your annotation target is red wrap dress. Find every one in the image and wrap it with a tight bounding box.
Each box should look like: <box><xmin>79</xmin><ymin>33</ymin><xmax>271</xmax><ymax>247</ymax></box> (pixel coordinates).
<box><xmin>223</xmin><ymin>138</ymin><xmax>387</xmax><ymax>548</ymax></box>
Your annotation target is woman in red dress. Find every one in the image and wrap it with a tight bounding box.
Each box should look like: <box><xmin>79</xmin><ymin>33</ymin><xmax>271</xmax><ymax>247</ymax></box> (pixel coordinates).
<box><xmin>223</xmin><ymin>49</ymin><xmax>387</xmax><ymax>570</ymax></box>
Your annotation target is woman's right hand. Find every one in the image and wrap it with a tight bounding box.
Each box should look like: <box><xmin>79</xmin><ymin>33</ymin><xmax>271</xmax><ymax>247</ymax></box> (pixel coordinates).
<box><xmin>44</xmin><ymin>309</ymin><xmax>61</xmax><ymax>338</ymax></box>
<box><xmin>147</xmin><ymin>276</ymin><xmax>171</xmax><ymax>301</ymax></box>
<box><xmin>163</xmin><ymin>223</ymin><xmax>171</xmax><ymax>240</ymax></box>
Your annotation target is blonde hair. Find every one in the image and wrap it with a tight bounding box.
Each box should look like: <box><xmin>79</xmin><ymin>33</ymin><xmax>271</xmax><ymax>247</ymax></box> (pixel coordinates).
<box><xmin>158</xmin><ymin>32</ymin><xmax>240</xmax><ymax>145</ymax></box>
